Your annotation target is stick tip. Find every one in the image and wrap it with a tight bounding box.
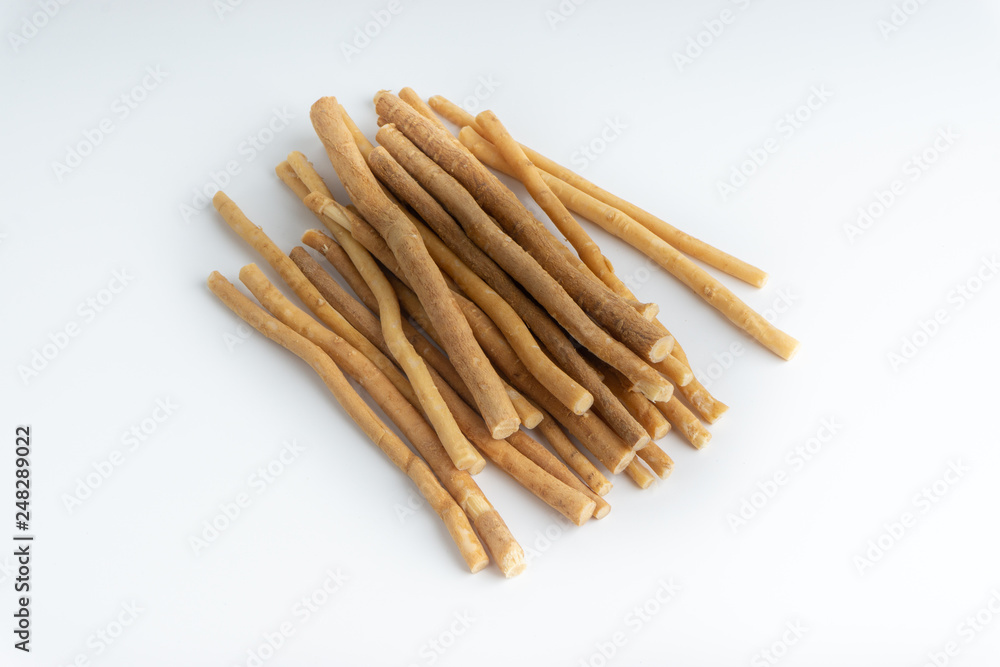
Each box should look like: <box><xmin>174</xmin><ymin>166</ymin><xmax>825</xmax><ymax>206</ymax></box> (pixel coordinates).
<box><xmin>303</xmin><ymin>191</ymin><xmax>329</xmax><ymax>217</ymax></box>
<box><xmin>211</xmin><ymin>190</ymin><xmax>231</xmax><ymax>210</ymax></box>
<box><xmin>649</xmin><ymin>335</ymin><xmax>674</xmax><ymax>362</ymax></box>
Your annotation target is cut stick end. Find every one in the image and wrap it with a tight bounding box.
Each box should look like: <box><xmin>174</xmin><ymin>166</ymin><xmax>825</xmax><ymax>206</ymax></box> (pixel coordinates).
<box><xmin>648</xmin><ymin>335</ymin><xmax>675</xmax><ymax>363</ymax></box>
<box><xmin>632</xmin><ymin>433</ymin><xmax>652</xmax><ymax>450</ymax></box>
<box><xmin>592</xmin><ymin>501</ymin><xmax>611</xmax><ymax>520</ymax></box>
<box><xmin>472</xmin><ymin>510</ymin><xmax>526</xmax><ymax>578</ymax></box>
<box><xmin>302</xmin><ymin>191</ymin><xmax>330</xmax><ymax>216</ymax></box>
<box><xmin>442</xmin><ymin>507</ymin><xmax>489</xmax><ymax>574</ymax></box>
<box><xmin>610</xmin><ymin>450</ymin><xmax>636</xmax><ymax>475</ymax></box>
<box><xmin>778</xmin><ymin>338</ymin><xmax>802</xmax><ymax>361</ymax></box>
<box><xmin>635</xmin><ymin>379</ymin><xmax>674</xmax><ymax>404</ymax></box>
<box><xmin>570</xmin><ymin>392</ymin><xmax>595</xmax><ymax>416</ymax></box>
<box><xmin>521</xmin><ymin>413</ymin><xmax>543</xmax><ymax>430</ymax></box>
<box><xmin>692</xmin><ymin>431</ymin><xmax>712</xmax><ymax>450</ymax></box>
<box><xmin>703</xmin><ymin>402</ymin><xmax>729</xmax><ymax>424</ymax></box>
<box><xmin>489</xmin><ymin>417</ymin><xmax>521</xmax><ymax>441</ymax></box>
<box><xmin>569</xmin><ymin>499</ymin><xmax>598</xmax><ymax>527</ymax></box>
<box><xmin>453</xmin><ymin>448</ymin><xmax>487</xmax><ymax>475</ymax></box>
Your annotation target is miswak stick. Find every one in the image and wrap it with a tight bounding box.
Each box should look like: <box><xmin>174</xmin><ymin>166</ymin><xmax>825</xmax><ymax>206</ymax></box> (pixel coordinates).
<box><xmin>393</xmin><ymin>274</ymin><xmax>639</xmax><ymax>473</ymax></box>
<box><xmin>536</xmin><ymin>418</ymin><xmax>612</xmax><ymax>496</ymax></box>
<box><xmin>624</xmin><ymin>458</ymin><xmax>656</xmax><ymax>490</ymax></box>
<box><xmin>505</xmin><ymin>430</ymin><xmax>610</xmax><ymax>519</ymax></box>
<box><xmin>366</xmin><ymin>144</ymin><xmax>593</xmax><ymax>415</ymax></box>
<box><xmin>375</xmin><ymin>93</ymin><xmax>674</xmax><ymax>365</ymax></box>
<box><xmin>296</xmin><ymin>233</ymin><xmax>596</xmax><ymax>525</ymax></box>
<box><xmin>458</xmin><ymin>127</ymin><xmax>800</xmax><ymax>361</ymax></box>
<box><xmin>310</xmin><ymin>97</ymin><xmax>520</xmax><ymax>438</ymax></box>
<box><xmin>668</xmin><ymin>341</ymin><xmax>729</xmax><ymax>424</ymax></box>
<box><xmin>321</xmin><ymin>198</ymin><xmax>645</xmax><ymax>463</ymax></box>
<box><xmin>369</xmin><ymin>123</ymin><xmax>671</xmax><ymax>405</ymax></box>
<box><xmin>437</xmin><ymin>134</ymin><xmax>726</xmax><ymax>416</ymax></box>
<box><xmin>206</xmin><ymin>272</ymin><xmax>488</xmax><ymax>572</ymax></box>
<box><xmin>239</xmin><ymin>264</ymin><xmax>524</xmax><ymax>575</ymax></box>
<box><xmin>290</xmin><ymin>242</ymin><xmax>543</xmax><ymax>431</ymax></box>
<box><xmin>636</xmin><ymin>442</ymin><xmax>674</xmax><ymax>480</ymax></box>
<box><xmin>657</xmin><ymin>397</ymin><xmax>712</xmax><ymax>449</ymax></box>
<box><xmin>446</xmin><ymin>127</ymin><xmax>693</xmax><ymax>388</ymax></box>
<box><xmin>277</xmin><ymin>163</ymin><xmax>544</xmax><ymax>431</ymax></box>
<box><xmin>429</xmin><ymin>93</ymin><xmax>769</xmax><ymax>287</ymax></box>
<box><xmin>287</xmin><ymin>190</ymin><xmax>482</xmax><ymax>472</ymax></box>
<box><xmin>317</xmin><ymin>212</ymin><xmax>480</xmax><ymax>471</ymax></box>
<box><xmin>399</xmin><ymin>88</ymin><xmax>656</xmax><ymax>318</ymax></box>
<box><xmin>211</xmin><ymin>191</ymin><xmax>419</xmax><ymax>413</ymax></box>
<box><xmin>602</xmin><ymin>367</ymin><xmax>671</xmax><ymax>441</ymax></box>
<box><xmin>473</xmin><ymin>110</ymin><xmax>638</xmax><ymax>301</ymax></box>
<box><xmin>373</xmin><ymin>126</ymin><xmax>648</xmax><ymax>449</ymax></box>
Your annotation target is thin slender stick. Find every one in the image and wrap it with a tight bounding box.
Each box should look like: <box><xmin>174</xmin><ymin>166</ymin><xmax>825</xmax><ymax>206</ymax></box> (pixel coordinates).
<box><xmin>429</xmin><ymin>93</ymin><xmax>769</xmax><ymax>287</ymax></box>
<box><xmin>373</xmin><ymin>126</ymin><xmax>649</xmax><ymax>448</ymax></box>
<box><xmin>279</xmin><ymin>160</ymin><xmax>543</xmax><ymax>431</ymax></box>
<box><xmin>657</xmin><ymin>397</ymin><xmax>712</xmax><ymax>449</ymax></box>
<box><xmin>296</xmin><ymin>232</ymin><xmax>596</xmax><ymax>525</ymax></box>
<box><xmin>384</xmin><ymin>266</ymin><xmax>637</xmax><ymax>474</ymax></box>
<box><xmin>239</xmin><ymin>263</ymin><xmax>525</xmax><ymax>575</ymax></box>
<box><xmin>459</xmin><ymin>127</ymin><xmax>800</xmax><ymax>361</ymax></box>
<box><xmin>536</xmin><ymin>418</ymin><xmax>612</xmax><ymax>496</ymax></box>
<box><xmin>624</xmin><ymin>458</ymin><xmax>656</xmax><ymax>489</ymax></box>
<box><xmin>207</xmin><ymin>272</ymin><xmax>488</xmax><ymax>572</ymax></box>
<box><xmin>311</xmin><ymin>97</ymin><xmax>520</xmax><ymax>438</ymax></box>
<box><xmin>505</xmin><ymin>429</ymin><xmax>610</xmax><ymax>519</ymax></box>
<box><xmin>636</xmin><ymin>442</ymin><xmax>674</xmax><ymax>480</ymax></box>
<box><xmin>303</xmin><ymin>194</ymin><xmax>483</xmax><ymax>472</ymax></box>
<box><xmin>602</xmin><ymin>367</ymin><xmax>671</xmax><ymax>441</ymax></box>
<box><xmin>367</xmin><ymin>145</ymin><xmax>593</xmax><ymax>415</ymax></box>
<box><xmin>474</xmin><ymin>109</ymin><xmax>640</xmax><ymax>306</ymax></box>
<box><xmin>369</xmin><ymin>121</ymin><xmax>672</xmax><ymax>404</ymax></box>
<box><xmin>376</xmin><ymin>92</ymin><xmax>673</xmax><ymax>365</ymax></box>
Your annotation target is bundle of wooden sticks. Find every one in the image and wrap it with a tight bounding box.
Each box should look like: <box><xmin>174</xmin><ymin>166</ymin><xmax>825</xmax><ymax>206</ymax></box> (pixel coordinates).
<box><xmin>206</xmin><ymin>89</ymin><xmax>799</xmax><ymax>576</ymax></box>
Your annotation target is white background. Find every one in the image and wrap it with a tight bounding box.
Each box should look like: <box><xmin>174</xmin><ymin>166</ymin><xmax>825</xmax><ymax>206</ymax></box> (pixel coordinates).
<box><xmin>3</xmin><ymin>1</ymin><xmax>1000</xmax><ymax>665</ymax></box>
